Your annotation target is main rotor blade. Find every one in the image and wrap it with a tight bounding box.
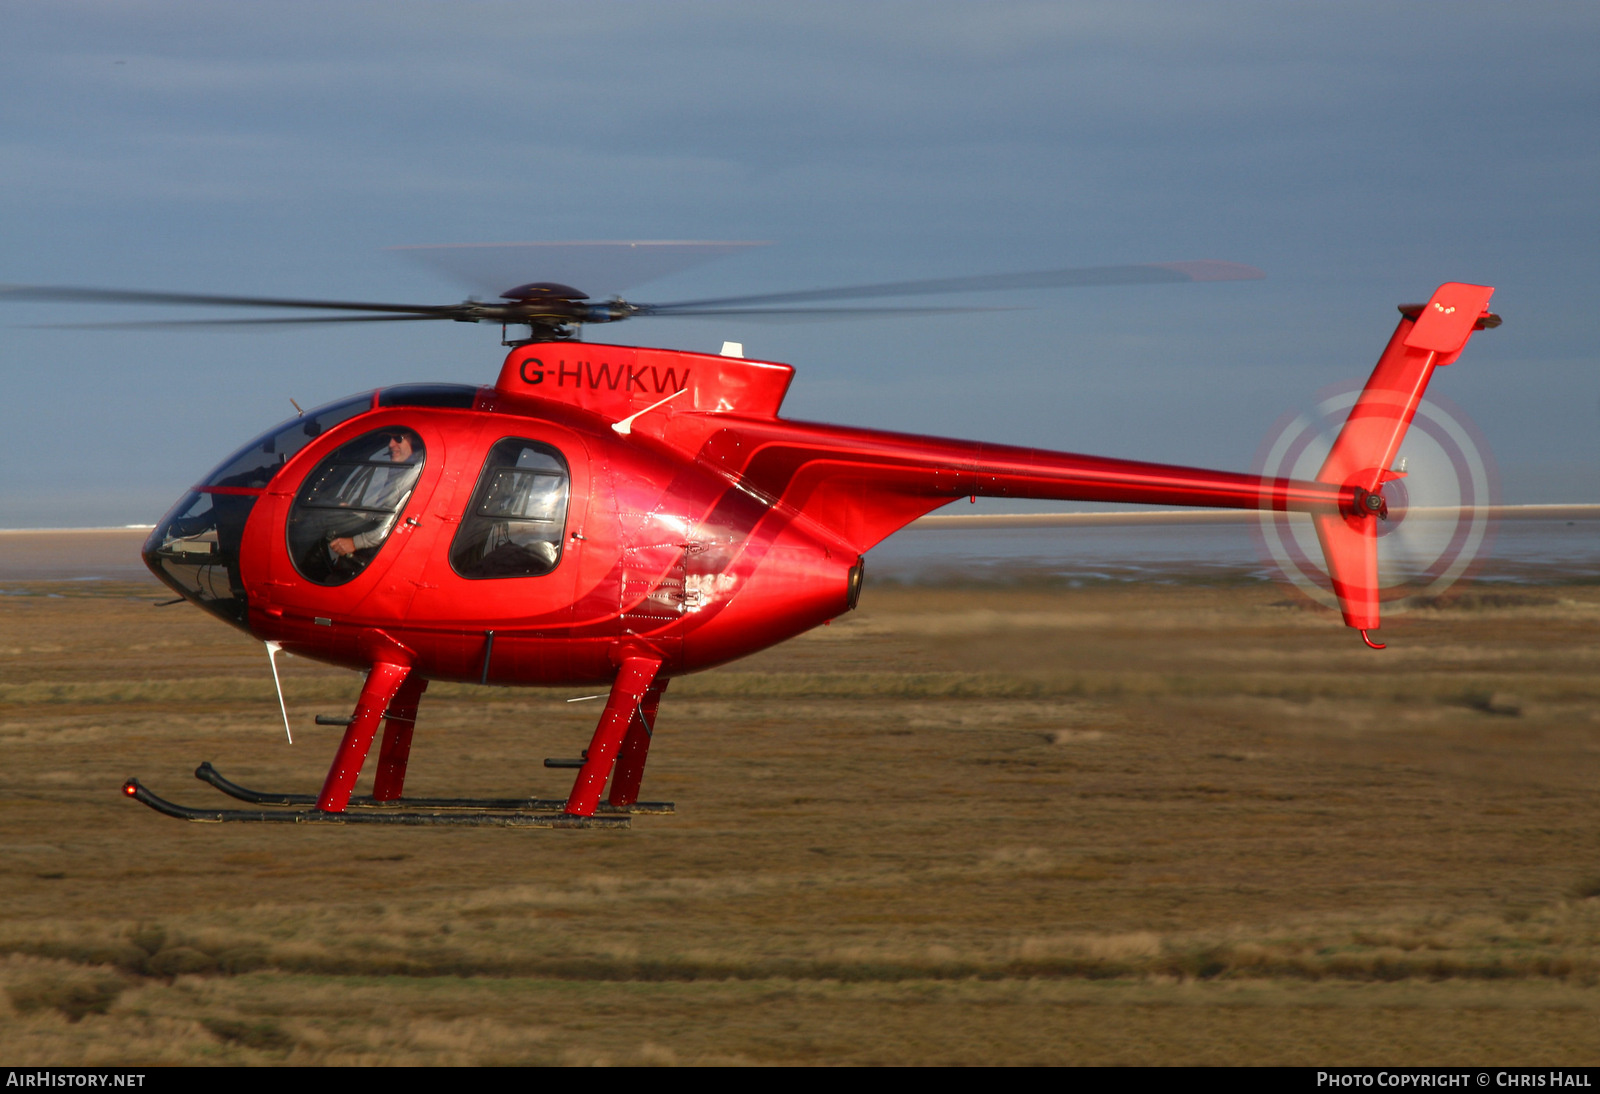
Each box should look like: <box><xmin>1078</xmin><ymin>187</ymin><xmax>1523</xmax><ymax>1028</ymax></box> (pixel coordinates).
<box><xmin>640</xmin><ymin>304</ymin><xmax>1019</xmax><ymax>323</ymax></box>
<box><xmin>28</xmin><ymin>314</ymin><xmax>457</xmax><ymax>331</ymax></box>
<box><xmin>640</xmin><ymin>260</ymin><xmax>1264</xmax><ymax>312</ymax></box>
<box><xmin>1</xmin><ymin>284</ymin><xmax>463</xmax><ymax>316</ymax></box>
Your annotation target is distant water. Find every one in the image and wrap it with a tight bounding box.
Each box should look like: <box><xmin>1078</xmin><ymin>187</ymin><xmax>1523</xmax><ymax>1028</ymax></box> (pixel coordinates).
<box><xmin>0</xmin><ymin>529</ymin><xmax>153</xmax><ymax>583</ymax></box>
<box><xmin>1</xmin><ymin>521</ymin><xmax>1594</xmax><ymax>587</ymax></box>
<box><xmin>868</xmin><ymin>519</ymin><xmax>1599</xmax><ymax>586</ymax></box>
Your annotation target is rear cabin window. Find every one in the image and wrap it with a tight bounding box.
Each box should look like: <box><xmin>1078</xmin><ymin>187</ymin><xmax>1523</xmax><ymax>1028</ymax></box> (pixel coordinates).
<box><xmin>287</xmin><ymin>427</ymin><xmax>425</xmax><ymax>586</ymax></box>
<box><xmin>451</xmin><ymin>439</ymin><xmax>570</xmax><ymax>579</ymax></box>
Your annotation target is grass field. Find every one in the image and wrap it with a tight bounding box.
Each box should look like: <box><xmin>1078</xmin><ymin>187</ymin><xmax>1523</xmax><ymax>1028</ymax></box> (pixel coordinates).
<box><xmin>1</xmin><ymin>570</ymin><xmax>1598</xmax><ymax>1065</ymax></box>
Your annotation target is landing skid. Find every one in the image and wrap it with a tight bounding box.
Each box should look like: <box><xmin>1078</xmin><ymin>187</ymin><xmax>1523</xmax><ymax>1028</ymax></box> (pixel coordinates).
<box><xmin>124</xmin><ymin>657</ymin><xmax>678</xmax><ymax>829</ymax></box>
<box><xmin>122</xmin><ymin>778</ymin><xmax>629</xmax><ymax>827</ymax></box>
<box><xmin>193</xmin><ymin>762</ymin><xmax>674</xmax><ymax>815</ymax></box>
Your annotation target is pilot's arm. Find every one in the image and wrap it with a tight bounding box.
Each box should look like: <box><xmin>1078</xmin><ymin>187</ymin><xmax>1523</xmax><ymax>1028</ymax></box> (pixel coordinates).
<box><xmin>329</xmin><ymin>515</ymin><xmax>395</xmax><ymax>557</ymax></box>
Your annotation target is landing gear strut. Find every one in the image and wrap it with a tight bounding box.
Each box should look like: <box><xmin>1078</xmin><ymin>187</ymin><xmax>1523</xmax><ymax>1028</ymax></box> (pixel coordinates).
<box><xmin>122</xmin><ymin>658</ymin><xmax>675</xmax><ymax>828</ymax></box>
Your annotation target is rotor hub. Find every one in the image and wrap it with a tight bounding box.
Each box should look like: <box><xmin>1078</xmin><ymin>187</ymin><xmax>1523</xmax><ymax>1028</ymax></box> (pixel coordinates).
<box><xmin>499</xmin><ymin>282</ymin><xmax>588</xmax><ymax>303</ymax></box>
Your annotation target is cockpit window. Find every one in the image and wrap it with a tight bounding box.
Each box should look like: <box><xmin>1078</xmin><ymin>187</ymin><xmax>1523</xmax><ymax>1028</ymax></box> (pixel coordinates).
<box><xmin>142</xmin><ymin>391</ymin><xmax>375</xmax><ymax>627</ymax></box>
<box><xmin>378</xmin><ymin>384</ymin><xmax>478</xmax><ymax>409</ymax></box>
<box><xmin>450</xmin><ymin>439</ymin><xmax>570</xmax><ymax>579</ymax></box>
<box><xmin>143</xmin><ymin>490</ymin><xmax>255</xmax><ymax>626</ymax></box>
<box><xmin>287</xmin><ymin>427</ymin><xmax>425</xmax><ymax>586</ymax></box>
<box><xmin>203</xmin><ymin>393</ymin><xmax>372</xmax><ymax>490</ymax></box>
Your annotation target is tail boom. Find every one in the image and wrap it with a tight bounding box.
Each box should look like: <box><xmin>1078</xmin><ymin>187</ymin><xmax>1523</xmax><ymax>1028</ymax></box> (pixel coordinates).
<box><xmin>649</xmin><ymin>283</ymin><xmax>1496</xmax><ymax>642</ymax></box>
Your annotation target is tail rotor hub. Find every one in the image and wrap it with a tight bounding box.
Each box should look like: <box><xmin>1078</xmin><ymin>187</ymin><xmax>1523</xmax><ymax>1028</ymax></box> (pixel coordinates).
<box><xmin>1353</xmin><ymin>487</ymin><xmax>1389</xmax><ymax>519</ymax></box>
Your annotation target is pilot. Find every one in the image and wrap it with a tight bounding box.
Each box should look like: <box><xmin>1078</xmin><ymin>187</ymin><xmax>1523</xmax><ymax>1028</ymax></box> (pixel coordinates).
<box><xmin>329</xmin><ymin>431</ymin><xmax>419</xmax><ymax>558</ymax></box>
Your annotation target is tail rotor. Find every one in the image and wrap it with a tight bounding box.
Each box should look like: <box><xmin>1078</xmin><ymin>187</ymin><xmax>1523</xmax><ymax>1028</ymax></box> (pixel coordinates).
<box><xmin>1256</xmin><ymin>284</ymin><xmax>1501</xmax><ymax>638</ymax></box>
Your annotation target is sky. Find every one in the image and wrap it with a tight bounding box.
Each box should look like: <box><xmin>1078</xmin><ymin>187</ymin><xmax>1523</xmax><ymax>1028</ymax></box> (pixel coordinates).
<box><xmin>1</xmin><ymin>1</ymin><xmax>1596</xmax><ymax>528</ymax></box>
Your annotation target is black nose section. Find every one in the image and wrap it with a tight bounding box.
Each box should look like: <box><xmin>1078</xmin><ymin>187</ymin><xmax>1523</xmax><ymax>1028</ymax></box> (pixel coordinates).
<box><xmin>143</xmin><ymin>490</ymin><xmax>258</xmax><ymax>631</ymax></box>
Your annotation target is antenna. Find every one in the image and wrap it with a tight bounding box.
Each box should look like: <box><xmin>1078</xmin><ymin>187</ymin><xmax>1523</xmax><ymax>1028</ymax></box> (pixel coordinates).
<box><xmin>264</xmin><ymin>641</ymin><xmax>293</xmax><ymax>744</ymax></box>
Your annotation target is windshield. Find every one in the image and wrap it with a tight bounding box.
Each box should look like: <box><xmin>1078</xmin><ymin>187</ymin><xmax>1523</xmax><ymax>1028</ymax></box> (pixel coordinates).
<box><xmin>201</xmin><ymin>393</ymin><xmax>374</xmax><ymax>490</ymax></box>
<box><xmin>143</xmin><ymin>391</ymin><xmax>376</xmax><ymax>628</ymax></box>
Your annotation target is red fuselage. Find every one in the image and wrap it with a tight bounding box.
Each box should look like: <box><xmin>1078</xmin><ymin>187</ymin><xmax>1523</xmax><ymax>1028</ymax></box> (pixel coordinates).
<box><xmin>145</xmin><ymin>341</ymin><xmax>1353</xmax><ymax>687</ymax></box>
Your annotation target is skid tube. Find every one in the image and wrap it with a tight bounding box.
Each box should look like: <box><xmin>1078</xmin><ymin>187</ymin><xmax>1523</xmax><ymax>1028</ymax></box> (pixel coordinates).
<box><xmin>123</xmin><ymin>779</ymin><xmax>629</xmax><ymax>827</ymax></box>
<box><xmin>194</xmin><ymin>762</ymin><xmax>674</xmax><ymax>815</ymax></box>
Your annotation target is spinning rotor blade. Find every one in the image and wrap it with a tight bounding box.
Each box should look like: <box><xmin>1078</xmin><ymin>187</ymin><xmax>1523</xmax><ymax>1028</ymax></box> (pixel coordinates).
<box><xmin>1</xmin><ymin>284</ymin><xmax>462</xmax><ymax>317</ymax></box>
<box><xmin>5</xmin><ymin>255</ymin><xmax>1263</xmax><ymax>333</ymax></box>
<box><xmin>641</xmin><ymin>304</ymin><xmax>1018</xmax><ymax>323</ymax></box>
<box><xmin>637</xmin><ymin>260</ymin><xmax>1264</xmax><ymax>313</ymax></box>
<box><xmin>30</xmin><ymin>314</ymin><xmax>456</xmax><ymax>331</ymax></box>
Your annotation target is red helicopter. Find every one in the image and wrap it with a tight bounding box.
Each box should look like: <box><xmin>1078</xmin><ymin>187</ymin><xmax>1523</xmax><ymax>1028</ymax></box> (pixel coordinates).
<box><xmin>8</xmin><ymin>252</ymin><xmax>1500</xmax><ymax>828</ymax></box>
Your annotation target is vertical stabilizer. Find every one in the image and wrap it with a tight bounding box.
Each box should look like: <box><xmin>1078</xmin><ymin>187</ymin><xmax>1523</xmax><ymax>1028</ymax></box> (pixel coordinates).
<box><xmin>1313</xmin><ymin>283</ymin><xmax>1497</xmax><ymax>635</ymax></box>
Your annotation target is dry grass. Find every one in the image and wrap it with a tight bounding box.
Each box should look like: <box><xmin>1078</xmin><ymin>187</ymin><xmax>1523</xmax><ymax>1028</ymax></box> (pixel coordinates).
<box><xmin>1</xmin><ymin>576</ymin><xmax>1598</xmax><ymax>1064</ymax></box>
